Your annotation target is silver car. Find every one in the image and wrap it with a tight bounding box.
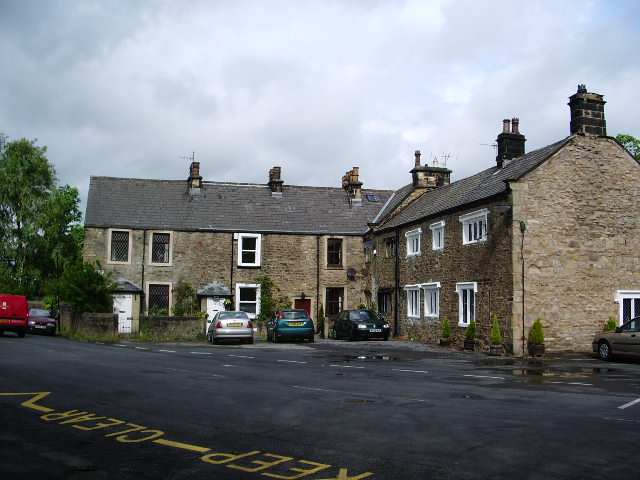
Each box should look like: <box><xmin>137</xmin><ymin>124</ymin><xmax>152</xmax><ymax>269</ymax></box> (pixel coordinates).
<box><xmin>592</xmin><ymin>317</ymin><xmax>640</xmax><ymax>361</ymax></box>
<box><xmin>207</xmin><ymin>311</ymin><xmax>254</xmax><ymax>344</ymax></box>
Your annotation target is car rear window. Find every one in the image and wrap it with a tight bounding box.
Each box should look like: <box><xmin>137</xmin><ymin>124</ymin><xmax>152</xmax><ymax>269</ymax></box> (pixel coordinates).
<box><xmin>282</xmin><ymin>311</ymin><xmax>307</xmax><ymax>319</ymax></box>
<box><xmin>29</xmin><ymin>308</ymin><xmax>51</xmax><ymax>317</ymax></box>
<box><xmin>219</xmin><ymin>312</ymin><xmax>249</xmax><ymax>319</ymax></box>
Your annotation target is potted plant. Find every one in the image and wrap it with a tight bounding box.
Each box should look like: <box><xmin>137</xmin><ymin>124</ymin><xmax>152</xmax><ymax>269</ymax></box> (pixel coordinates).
<box><xmin>605</xmin><ymin>316</ymin><xmax>617</xmax><ymax>332</ymax></box>
<box><xmin>489</xmin><ymin>315</ymin><xmax>503</xmax><ymax>356</ymax></box>
<box><xmin>463</xmin><ymin>319</ymin><xmax>477</xmax><ymax>351</ymax></box>
<box><xmin>528</xmin><ymin>317</ymin><xmax>545</xmax><ymax>356</ymax></box>
<box><xmin>439</xmin><ymin>316</ymin><xmax>452</xmax><ymax>346</ymax></box>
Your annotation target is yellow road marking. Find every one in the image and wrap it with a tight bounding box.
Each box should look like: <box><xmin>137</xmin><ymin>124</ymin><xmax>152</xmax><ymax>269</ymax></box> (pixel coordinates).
<box><xmin>154</xmin><ymin>438</ymin><xmax>211</xmax><ymax>452</ymax></box>
<box><xmin>0</xmin><ymin>392</ymin><xmax>54</xmax><ymax>412</ymax></box>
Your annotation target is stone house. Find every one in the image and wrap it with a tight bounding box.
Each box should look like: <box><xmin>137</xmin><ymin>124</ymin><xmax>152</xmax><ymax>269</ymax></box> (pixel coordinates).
<box><xmin>365</xmin><ymin>86</ymin><xmax>640</xmax><ymax>354</ymax></box>
<box><xmin>83</xmin><ymin>85</ymin><xmax>639</xmax><ymax>351</ymax></box>
<box><xmin>83</xmin><ymin>164</ymin><xmax>394</xmax><ymax>335</ymax></box>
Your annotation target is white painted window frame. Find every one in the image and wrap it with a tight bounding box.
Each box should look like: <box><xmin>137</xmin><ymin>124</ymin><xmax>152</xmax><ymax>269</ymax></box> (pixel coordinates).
<box><xmin>430</xmin><ymin>221</ymin><xmax>445</xmax><ymax>250</ymax></box>
<box><xmin>237</xmin><ymin>233</ymin><xmax>262</xmax><ymax>267</ymax></box>
<box><xmin>236</xmin><ymin>283</ymin><xmax>261</xmax><ymax>319</ymax></box>
<box><xmin>421</xmin><ymin>282</ymin><xmax>441</xmax><ymax>317</ymax></box>
<box><xmin>456</xmin><ymin>282</ymin><xmax>477</xmax><ymax>326</ymax></box>
<box><xmin>616</xmin><ymin>290</ymin><xmax>640</xmax><ymax>325</ymax></box>
<box><xmin>404</xmin><ymin>285</ymin><xmax>421</xmax><ymax>318</ymax></box>
<box><xmin>405</xmin><ymin>228</ymin><xmax>422</xmax><ymax>257</ymax></box>
<box><xmin>459</xmin><ymin>209</ymin><xmax>488</xmax><ymax>245</ymax></box>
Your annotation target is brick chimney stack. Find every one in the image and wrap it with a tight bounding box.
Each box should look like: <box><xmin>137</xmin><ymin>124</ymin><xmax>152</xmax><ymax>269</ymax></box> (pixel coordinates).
<box><xmin>496</xmin><ymin>118</ymin><xmax>526</xmax><ymax>168</ymax></box>
<box><xmin>268</xmin><ymin>166</ymin><xmax>284</xmax><ymax>194</ymax></box>
<box><xmin>568</xmin><ymin>85</ymin><xmax>606</xmax><ymax>136</ymax></box>
<box><xmin>342</xmin><ymin>167</ymin><xmax>363</xmax><ymax>205</ymax></box>
<box><xmin>411</xmin><ymin>150</ymin><xmax>452</xmax><ymax>189</ymax></box>
<box><xmin>188</xmin><ymin>161</ymin><xmax>202</xmax><ymax>190</ymax></box>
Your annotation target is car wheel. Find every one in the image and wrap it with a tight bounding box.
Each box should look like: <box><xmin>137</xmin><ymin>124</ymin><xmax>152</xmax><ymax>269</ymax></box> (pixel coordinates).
<box><xmin>212</xmin><ymin>337</ymin><xmax>219</xmax><ymax>345</ymax></box>
<box><xmin>248</xmin><ymin>337</ymin><xmax>254</xmax><ymax>345</ymax></box>
<box><xmin>598</xmin><ymin>340</ymin><xmax>613</xmax><ymax>361</ymax></box>
<box><xmin>18</xmin><ymin>330</ymin><xmax>26</xmax><ymax>338</ymax></box>
<box><xmin>349</xmin><ymin>328</ymin><xmax>356</xmax><ymax>341</ymax></box>
<box><xmin>272</xmin><ymin>330</ymin><xmax>279</xmax><ymax>343</ymax></box>
<box><xmin>308</xmin><ymin>336</ymin><xmax>314</xmax><ymax>343</ymax></box>
<box><xmin>383</xmin><ymin>336</ymin><xmax>389</xmax><ymax>341</ymax></box>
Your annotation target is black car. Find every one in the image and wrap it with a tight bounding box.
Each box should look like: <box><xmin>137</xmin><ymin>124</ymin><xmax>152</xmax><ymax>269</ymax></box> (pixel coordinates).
<box><xmin>332</xmin><ymin>309</ymin><xmax>390</xmax><ymax>341</ymax></box>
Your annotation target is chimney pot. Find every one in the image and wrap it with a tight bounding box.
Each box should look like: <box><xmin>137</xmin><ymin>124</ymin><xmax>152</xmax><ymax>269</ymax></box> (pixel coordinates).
<box><xmin>502</xmin><ymin>119</ymin><xmax>511</xmax><ymax>133</ymax></box>
<box><xmin>511</xmin><ymin>118</ymin><xmax>520</xmax><ymax>134</ymax></box>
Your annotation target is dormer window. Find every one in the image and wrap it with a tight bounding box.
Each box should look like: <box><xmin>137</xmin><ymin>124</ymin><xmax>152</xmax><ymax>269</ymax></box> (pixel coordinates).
<box><xmin>405</xmin><ymin>228</ymin><xmax>422</xmax><ymax>256</ymax></box>
<box><xmin>459</xmin><ymin>209</ymin><xmax>488</xmax><ymax>245</ymax></box>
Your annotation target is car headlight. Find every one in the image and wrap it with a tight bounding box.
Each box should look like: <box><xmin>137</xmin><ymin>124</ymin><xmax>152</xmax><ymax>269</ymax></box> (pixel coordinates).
<box><xmin>28</xmin><ymin>320</ymin><xmax>35</xmax><ymax>325</ymax></box>
<box><xmin>358</xmin><ymin>324</ymin><xmax>367</xmax><ymax>329</ymax></box>
<box><xmin>383</xmin><ymin>324</ymin><xmax>390</xmax><ymax>328</ymax></box>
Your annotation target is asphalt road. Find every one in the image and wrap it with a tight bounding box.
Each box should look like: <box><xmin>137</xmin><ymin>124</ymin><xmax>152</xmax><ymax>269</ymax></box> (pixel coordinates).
<box><xmin>1</xmin><ymin>333</ymin><xmax>639</xmax><ymax>479</ymax></box>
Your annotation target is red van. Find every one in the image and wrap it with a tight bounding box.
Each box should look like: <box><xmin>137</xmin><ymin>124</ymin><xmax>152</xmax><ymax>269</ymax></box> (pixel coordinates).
<box><xmin>0</xmin><ymin>294</ymin><xmax>30</xmax><ymax>337</ymax></box>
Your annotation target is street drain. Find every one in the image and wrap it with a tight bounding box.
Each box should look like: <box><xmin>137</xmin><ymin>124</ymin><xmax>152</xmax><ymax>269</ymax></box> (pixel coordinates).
<box><xmin>341</xmin><ymin>398</ymin><xmax>374</xmax><ymax>404</ymax></box>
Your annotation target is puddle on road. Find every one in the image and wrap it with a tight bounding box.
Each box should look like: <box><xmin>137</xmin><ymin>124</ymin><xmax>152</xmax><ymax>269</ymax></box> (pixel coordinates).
<box><xmin>332</xmin><ymin>355</ymin><xmax>408</xmax><ymax>362</ymax></box>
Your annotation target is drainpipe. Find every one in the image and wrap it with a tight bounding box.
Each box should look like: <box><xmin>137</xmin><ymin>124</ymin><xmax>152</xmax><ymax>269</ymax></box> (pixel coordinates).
<box><xmin>316</xmin><ymin>235</ymin><xmax>321</xmax><ymax>335</ymax></box>
<box><xmin>230</xmin><ymin>233</ymin><xmax>235</xmax><ymax>309</ymax></box>
<box><xmin>520</xmin><ymin>221</ymin><xmax>526</xmax><ymax>356</ymax></box>
<box><xmin>394</xmin><ymin>227</ymin><xmax>400</xmax><ymax>337</ymax></box>
<box><xmin>141</xmin><ymin>230</ymin><xmax>147</xmax><ymax>316</ymax></box>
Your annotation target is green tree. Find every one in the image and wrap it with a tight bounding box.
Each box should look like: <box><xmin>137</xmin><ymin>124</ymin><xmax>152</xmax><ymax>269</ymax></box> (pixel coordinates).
<box><xmin>59</xmin><ymin>261</ymin><xmax>115</xmax><ymax>313</ymax></box>
<box><xmin>0</xmin><ymin>135</ymin><xmax>82</xmax><ymax>297</ymax></box>
<box><xmin>490</xmin><ymin>315</ymin><xmax>502</xmax><ymax>345</ymax></box>
<box><xmin>616</xmin><ymin>134</ymin><xmax>640</xmax><ymax>160</ymax></box>
<box><xmin>172</xmin><ymin>280</ymin><xmax>198</xmax><ymax>316</ymax></box>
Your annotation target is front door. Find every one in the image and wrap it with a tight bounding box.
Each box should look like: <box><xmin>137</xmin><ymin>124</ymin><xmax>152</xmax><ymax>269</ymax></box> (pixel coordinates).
<box><xmin>113</xmin><ymin>294</ymin><xmax>133</xmax><ymax>334</ymax></box>
<box><xmin>205</xmin><ymin>297</ymin><xmax>226</xmax><ymax>334</ymax></box>
<box><xmin>294</xmin><ymin>298</ymin><xmax>311</xmax><ymax>316</ymax></box>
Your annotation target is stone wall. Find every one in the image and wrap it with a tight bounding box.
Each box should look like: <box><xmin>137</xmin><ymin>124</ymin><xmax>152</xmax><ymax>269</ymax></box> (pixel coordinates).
<box><xmin>84</xmin><ymin>229</ymin><xmax>366</xmax><ymax>326</ymax></box>
<box><xmin>139</xmin><ymin>315</ymin><xmax>204</xmax><ymax>340</ymax></box>
<box><xmin>369</xmin><ymin>198</ymin><xmax>514</xmax><ymax>350</ymax></box>
<box><xmin>512</xmin><ymin>135</ymin><xmax>640</xmax><ymax>352</ymax></box>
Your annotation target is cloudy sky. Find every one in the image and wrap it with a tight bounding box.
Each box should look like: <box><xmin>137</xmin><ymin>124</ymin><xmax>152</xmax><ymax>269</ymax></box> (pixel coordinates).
<box><xmin>1</xmin><ymin>0</ymin><xmax>639</xmax><ymax>216</ymax></box>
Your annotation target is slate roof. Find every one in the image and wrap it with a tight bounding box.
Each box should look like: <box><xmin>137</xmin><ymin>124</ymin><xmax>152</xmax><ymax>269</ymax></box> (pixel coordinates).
<box><xmin>84</xmin><ymin>177</ymin><xmax>394</xmax><ymax>235</ymax></box>
<box><xmin>377</xmin><ymin>137</ymin><xmax>571</xmax><ymax>231</ymax></box>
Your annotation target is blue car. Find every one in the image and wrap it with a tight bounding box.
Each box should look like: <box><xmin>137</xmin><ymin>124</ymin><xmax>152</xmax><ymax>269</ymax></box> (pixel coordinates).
<box><xmin>267</xmin><ymin>309</ymin><xmax>315</xmax><ymax>343</ymax></box>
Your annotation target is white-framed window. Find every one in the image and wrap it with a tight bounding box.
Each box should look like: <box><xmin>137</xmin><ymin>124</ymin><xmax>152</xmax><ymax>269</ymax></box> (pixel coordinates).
<box><xmin>459</xmin><ymin>209</ymin><xmax>488</xmax><ymax>245</ymax></box>
<box><xmin>237</xmin><ymin>233</ymin><xmax>262</xmax><ymax>267</ymax></box>
<box><xmin>108</xmin><ymin>228</ymin><xmax>132</xmax><ymax>264</ymax></box>
<box><xmin>456</xmin><ymin>282</ymin><xmax>477</xmax><ymax>326</ymax></box>
<box><xmin>236</xmin><ymin>283</ymin><xmax>261</xmax><ymax>319</ymax></box>
<box><xmin>404</xmin><ymin>285</ymin><xmax>421</xmax><ymax>318</ymax></box>
<box><xmin>430</xmin><ymin>221</ymin><xmax>445</xmax><ymax>250</ymax></box>
<box><xmin>148</xmin><ymin>231</ymin><xmax>173</xmax><ymax>266</ymax></box>
<box><xmin>405</xmin><ymin>228</ymin><xmax>422</xmax><ymax>256</ymax></box>
<box><xmin>616</xmin><ymin>290</ymin><xmax>640</xmax><ymax>324</ymax></box>
<box><xmin>421</xmin><ymin>282</ymin><xmax>441</xmax><ymax>317</ymax></box>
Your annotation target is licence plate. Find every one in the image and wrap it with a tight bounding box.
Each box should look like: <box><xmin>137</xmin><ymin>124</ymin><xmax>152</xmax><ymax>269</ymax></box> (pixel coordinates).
<box><xmin>35</xmin><ymin>325</ymin><xmax>46</xmax><ymax>329</ymax></box>
<box><xmin>288</xmin><ymin>322</ymin><xmax>304</xmax><ymax>326</ymax></box>
<box><xmin>369</xmin><ymin>329</ymin><xmax>382</xmax><ymax>333</ymax></box>
<box><xmin>227</xmin><ymin>323</ymin><xmax>243</xmax><ymax>327</ymax></box>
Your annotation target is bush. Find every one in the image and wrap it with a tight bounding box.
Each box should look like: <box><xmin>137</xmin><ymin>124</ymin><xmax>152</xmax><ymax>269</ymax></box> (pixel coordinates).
<box><xmin>529</xmin><ymin>318</ymin><xmax>545</xmax><ymax>345</ymax></box>
<box><xmin>441</xmin><ymin>316</ymin><xmax>451</xmax><ymax>338</ymax></box>
<box><xmin>605</xmin><ymin>316</ymin><xmax>617</xmax><ymax>331</ymax></box>
<box><xmin>490</xmin><ymin>316</ymin><xmax>502</xmax><ymax>345</ymax></box>
<box><xmin>465</xmin><ymin>319</ymin><xmax>477</xmax><ymax>340</ymax></box>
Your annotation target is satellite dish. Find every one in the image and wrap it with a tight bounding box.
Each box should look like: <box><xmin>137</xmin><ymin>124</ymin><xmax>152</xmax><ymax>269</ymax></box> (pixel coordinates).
<box><xmin>364</xmin><ymin>241</ymin><xmax>374</xmax><ymax>250</ymax></box>
<box><xmin>346</xmin><ymin>268</ymin><xmax>357</xmax><ymax>280</ymax></box>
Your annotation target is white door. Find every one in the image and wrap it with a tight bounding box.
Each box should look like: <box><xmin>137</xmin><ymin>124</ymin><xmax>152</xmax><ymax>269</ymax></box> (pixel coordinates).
<box><xmin>205</xmin><ymin>297</ymin><xmax>226</xmax><ymax>334</ymax></box>
<box><xmin>113</xmin><ymin>294</ymin><xmax>133</xmax><ymax>334</ymax></box>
